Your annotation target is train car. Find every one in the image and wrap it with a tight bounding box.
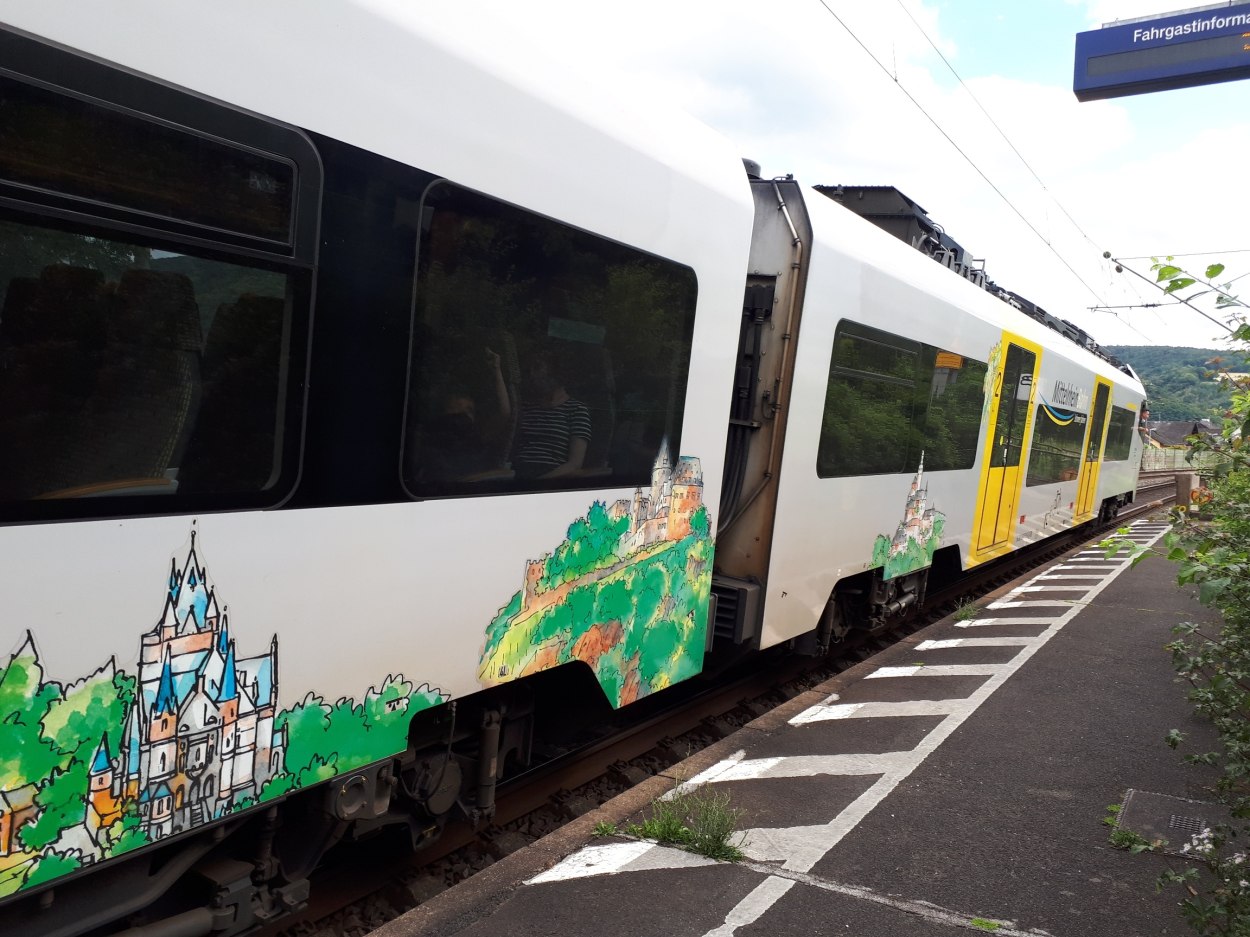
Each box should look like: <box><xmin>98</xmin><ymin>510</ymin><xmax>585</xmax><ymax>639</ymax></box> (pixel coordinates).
<box><xmin>0</xmin><ymin>4</ymin><xmax>1143</xmax><ymax>935</ymax></box>
<box><xmin>711</xmin><ymin>175</ymin><xmax>1145</xmax><ymax>651</ymax></box>
<box><xmin>0</xmin><ymin>5</ymin><xmax>751</xmax><ymax>932</ymax></box>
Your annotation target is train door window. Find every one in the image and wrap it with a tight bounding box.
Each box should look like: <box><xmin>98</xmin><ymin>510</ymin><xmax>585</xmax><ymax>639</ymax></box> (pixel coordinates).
<box><xmin>0</xmin><ymin>31</ymin><xmax>318</xmax><ymax>522</ymax></box>
<box><xmin>1086</xmin><ymin>384</ymin><xmax>1111</xmax><ymax>461</ymax></box>
<box><xmin>402</xmin><ymin>182</ymin><xmax>698</xmax><ymax>497</ymax></box>
<box><xmin>817</xmin><ymin>320</ymin><xmax>987</xmax><ymax>477</ymax></box>
<box><xmin>1103</xmin><ymin>405</ymin><xmax>1137</xmax><ymax>462</ymax></box>
<box><xmin>987</xmin><ymin>345</ymin><xmax>1035</xmax><ymax>469</ymax></box>
<box><xmin>1025</xmin><ymin>406</ymin><xmax>1087</xmax><ymax>486</ymax></box>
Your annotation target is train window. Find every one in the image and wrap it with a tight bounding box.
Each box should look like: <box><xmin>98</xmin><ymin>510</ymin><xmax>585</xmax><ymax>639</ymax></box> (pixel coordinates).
<box><xmin>402</xmin><ymin>182</ymin><xmax>698</xmax><ymax>497</ymax></box>
<box><xmin>0</xmin><ymin>38</ymin><xmax>319</xmax><ymax>522</ymax></box>
<box><xmin>0</xmin><ymin>74</ymin><xmax>295</xmax><ymax>246</ymax></box>
<box><xmin>921</xmin><ymin>351</ymin><xmax>989</xmax><ymax>470</ymax></box>
<box><xmin>0</xmin><ymin>216</ymin><xmax>295</xmax><ymax>507</ymax></box>
<box><xmin>817</xmin><ymin>321</ymin><xmax>987</xmax><ymax>477</ymax></box>
<box><xmin>987</xmin><ymin>344</ymin><xmax>1035</xmax><ymax>469</ymax></box>
<box><xmin>1025</xmin><ymin>405</ymin><xmax>1088</xmax><ymax>486</ymax></box>
<box><xmin>1103</xmin><ymin>405</ymin><xmax>1137</xmax><ymax>462</ymax></box>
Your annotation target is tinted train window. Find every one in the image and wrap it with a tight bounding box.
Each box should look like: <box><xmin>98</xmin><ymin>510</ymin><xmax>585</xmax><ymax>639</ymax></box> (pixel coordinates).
<box><xmin>0</xmin><ymin>75</ymin><xmax>294</xmax><ymax>245</ymax></box>
<box><xmin>817</xmin><ymin>321</ymin><xmax>987</xmax><ymax>477</ymax></box>
<box><xmin>0</xmin><ymin>44</ymin><xmax>316</xmax><ymax>522</ymax></box>
<box><xmin>1025</xmin><ymin>405</ymin><xmax>1087</xmax><ymax>486</ymax></box>
<box><xmin>0</xmin><ymin>218</ymin><xmax>292</xmax><ymax>503</ymax></box>
<box><xmin>403</xmin><ymin>183</ymin><xmax>698</xmax><ymax>496</ymax></box>
<box><xmin>1103</xmin><ymin>405</ymin><xmax>1137</xmax><ymax>462</ymax></box>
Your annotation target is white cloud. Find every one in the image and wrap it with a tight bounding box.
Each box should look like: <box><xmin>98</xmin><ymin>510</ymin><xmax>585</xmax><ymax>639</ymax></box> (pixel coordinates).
<box><xmin>453</xmin><ymin>0</ymin><xmax>1246</xmax><ymax>346</ymax></box>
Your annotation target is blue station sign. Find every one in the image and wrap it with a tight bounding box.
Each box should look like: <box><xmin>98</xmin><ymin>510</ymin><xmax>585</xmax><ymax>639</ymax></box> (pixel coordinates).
<box><xmin>1074</xmin><ymin>2</ymin><xmax>1250</xmax><ymax>100</ymax></box>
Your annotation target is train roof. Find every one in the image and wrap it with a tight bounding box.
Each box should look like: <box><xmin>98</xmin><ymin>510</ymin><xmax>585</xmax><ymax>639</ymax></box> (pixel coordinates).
<box><xmin>817</xmin><ymin>184</ymin><xmax>1132</xmax><ymax>374</ymax></box>
<box><xmin>4</xmin><ymin>1</ymin><xmax>754</xmax><ymax>265</ymax></box>
<box><xmin>800</xmin><ymin>186</ymin><xmax>1147</xmax><ymax>395</ymax></box>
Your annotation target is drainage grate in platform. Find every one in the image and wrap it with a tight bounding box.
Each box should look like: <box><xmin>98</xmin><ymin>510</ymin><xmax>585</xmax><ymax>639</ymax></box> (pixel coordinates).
<box><xmin>1168</xmin><ymin>815</ymin><xmax>1207</xmax><ymax>835</ymax></box>
<box><xmin>1118</xmin><ymin>790</ymin><xmax>1228</xmax><ymax>858</ymax></box>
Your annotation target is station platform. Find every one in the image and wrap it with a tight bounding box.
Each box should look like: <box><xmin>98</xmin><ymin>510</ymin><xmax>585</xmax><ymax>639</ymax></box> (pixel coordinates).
<box><xmin>373</xmin><ymin>517</ymin><xmax>1222</xmax><ymax>937</ymax></box>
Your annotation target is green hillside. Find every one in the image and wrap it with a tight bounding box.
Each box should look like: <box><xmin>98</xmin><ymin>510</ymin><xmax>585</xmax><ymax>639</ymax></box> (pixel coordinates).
<box><xmin>1105</xmin><ymin>345</ymin><xmax>1242</xmax><ymax>421</ymax></box>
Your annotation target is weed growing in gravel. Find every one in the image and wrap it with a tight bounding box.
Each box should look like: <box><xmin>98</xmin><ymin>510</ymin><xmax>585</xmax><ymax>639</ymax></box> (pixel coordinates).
<box><xmin>1109</xmin><ymin>827</ymin><xmax>1158</xmax><ymax>852</ymax></box>
<box><xmin>626</xmin><ymin>793</ymin><xmax>689</xmax><ymax>845</ymax></box>
<box><xmin>1104</xmin><ymin>804</ymin><xmax>1163</xmax><ymax>853</ymax></box>
<box><xmin>953</xmin><ymin>599</ymin><xmax>980</xmax><ymax>622</ymax></box>
<box><xmin>1102</xmin><ymin>803</ymin><xmax>1122</xmax><ymax>827</ymax></box>
<box><xmin>969</xmin><ymin>920</ymin><xmax>1001</xmax><ymax>932</ymax></box>
<box><xmin>686</xmin><ymin>788</ymin><xmax>746</xmax><ymax>861</ymax></box>
<box><xmin>591</xmin><ymin>821</ymin><xmax>618</xmax><ymax>837</ymax></box>
<box><xmin>625</xmin><ymin>781</ymin><xmax>747</xmax><ymax>862</ymax></box>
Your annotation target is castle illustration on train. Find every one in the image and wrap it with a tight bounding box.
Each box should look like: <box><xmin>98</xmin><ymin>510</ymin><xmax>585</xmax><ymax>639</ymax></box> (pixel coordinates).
<box><xmin>873</xmin><ymin>456</ymin><xmax>946</xmax><ymax>581</ymax></box>
<box><xmin>482</xmin><ymin>441</ymin><xmax>713</xmax><ymax>707</ymax></box>
<box><xmin>611</xmin><ymin>440</ymin><xmax>704</xmax><ymax>553</ymax></box>
<box><xmin>0</xmin><ymin>534</ymin><xmax>283</xmax><ymax>870</ymax></box>
<box><xmin>886</xmin><ymin>454</ymin><xmax>940</xmax><ymax>563</ymax></box>
<box><xmin>96</xmin><ymin>533</ymin><xmax>283</xmax><ymax>840</ymax></box>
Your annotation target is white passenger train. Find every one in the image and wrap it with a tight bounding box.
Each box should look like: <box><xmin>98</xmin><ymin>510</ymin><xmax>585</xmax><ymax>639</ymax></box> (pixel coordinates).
<box><xmin>0</xmin><ymin>4</ymin><xmax>1143</xmax><ymax>934</ymax></box>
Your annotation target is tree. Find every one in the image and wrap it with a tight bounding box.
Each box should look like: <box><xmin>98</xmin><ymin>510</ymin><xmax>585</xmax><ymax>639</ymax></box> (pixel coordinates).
<box><xmin>1110</xmin><ymin>258</ymin><xmax>1250</xmax><ymax>935</ymax></box>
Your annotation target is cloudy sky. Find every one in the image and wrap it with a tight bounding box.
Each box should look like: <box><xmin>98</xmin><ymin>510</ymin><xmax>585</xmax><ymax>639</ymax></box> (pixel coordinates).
<box><xmin>464</xmin><ymin>0</ymin><xmax>1247</xmax><ymax>349</ymax></box>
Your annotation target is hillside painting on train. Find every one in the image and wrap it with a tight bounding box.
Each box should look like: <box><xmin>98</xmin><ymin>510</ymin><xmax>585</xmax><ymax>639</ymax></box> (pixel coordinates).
<box><xmin>0</xmin><ymin>530</ymin><xmax>444</xmax><ymax>897</ymax></box>
<box><xmin>479</xmin><ymin>442</ymin><xmax>713</xmax><ymax>708</ymax></box>
<box><xmin>871</xmin><ymin>455</ymin><xmax>946</xmax><ymax>580</ymax></box>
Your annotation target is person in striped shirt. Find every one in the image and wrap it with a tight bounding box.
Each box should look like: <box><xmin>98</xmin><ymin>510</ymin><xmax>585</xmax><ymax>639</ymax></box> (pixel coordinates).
<box><xmin>509</xmin><ymin>352</ymin><xmax>591</xmax><ymax>480</ymax></box>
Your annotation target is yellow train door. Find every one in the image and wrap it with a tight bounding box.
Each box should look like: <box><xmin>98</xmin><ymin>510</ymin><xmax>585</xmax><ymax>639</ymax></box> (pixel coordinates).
<box><xmin>1074</xmin><ymin>379</ymin><xmax>1112</xmax><ymax>523</ymax></box>
<box><xmin>970</xmin><ymin>337</ymin><xmax>1040</xmax><ymax>564</ymax></box>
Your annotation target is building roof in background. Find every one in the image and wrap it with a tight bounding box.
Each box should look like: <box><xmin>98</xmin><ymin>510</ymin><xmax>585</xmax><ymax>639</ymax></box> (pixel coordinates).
<box><xmin>1143</xmin><ymin>419</ymin><xmax>1221</xmax><ymax>448</ymax></box>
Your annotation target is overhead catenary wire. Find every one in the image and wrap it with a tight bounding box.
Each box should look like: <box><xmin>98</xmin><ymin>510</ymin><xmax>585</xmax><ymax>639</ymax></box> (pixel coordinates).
<box><xmin>1116</xmin><ymin>249</ymin><xmax>1250</xmax><ymax>261</ymax></box>
<box><xmin>1111</xmin><ymin>256</ymin><xmax>1235</xmax><ymax>335</ymax></box>
<box><xmin>894</xmin><ymin>0</ymin><xmax>1169</xmax><ymax>330</ymax></box>
<box><xmin>1106</xmin><ymin>310</ymin><xmax>1157</xmax><ymax>343</ymax></box>
<box><xmin>892</xmin><ymin>0</ymin><xmax>1102</xmax><ymax>250</ymax></box>
<box><xmin>813</xmin><ymin>0</ymin><xmax>1112</xmax><ymax>310</ymax></box>
<box><xmin>1088</xmin><ymin>303</ymin><xmax>1170</xmax><ymax>310</ymax></box>
<box><xmin>1116</xmin><ymin>261</ymin><xmax>1171</xmax><ymax>331</ymax></box>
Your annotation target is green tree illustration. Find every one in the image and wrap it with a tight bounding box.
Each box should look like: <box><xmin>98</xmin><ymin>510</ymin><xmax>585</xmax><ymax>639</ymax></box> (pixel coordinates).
<box><xmin>42</xmin><ymin>663</ymin><xmax>133</xmax><ymax>757</ymax></box>
<box><xmin>20</xmin><ymin>757</ymin><xmax>89</xmax><ymax>851</ymax></box>
<box><xmin>104</xmin><ymin>805</ymin><xmax>150</xmax><ymax>858</ymax></box>
<box><xmin>21</xmin><ymin>850</ymin><xmax>81</xmax><ymax>891</ymax></box>
<box><xmin>0</xmin><ymin>638</ymin><xmax>63</xmax><ymax>789</ymax></box>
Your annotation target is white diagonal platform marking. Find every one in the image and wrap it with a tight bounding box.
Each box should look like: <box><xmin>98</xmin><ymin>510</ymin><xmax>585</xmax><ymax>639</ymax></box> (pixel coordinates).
<box><xmin>702</xmin><ymin>876</ymin><xmax>796</xmax><ymax>937</ymax></box>
<box><xmin>954</xmin><ymin>616</ymin><xmax>1056</xmax><ymax>628</ymax></box>
<box><xmin>988</xmin><ymin>599</ymin><xmax>1082</xmax><ymax>609</ymax></box>
<box><xmin>527</xmin><ymin>841</ymin><xmax>655</xmax><ymax>882</ymax></box>
<box><xmin>790</xmin><ymin>699</ymin><xmax>963</xmax><ymax>725</ymax></box>
<box><xmin>915</xmin><ymin>637</ymin><xmax>1032</xmax><ymax>650</ymax></box>
<box><xmin>1010</xmin><ymin>584</ymin><xmax>1094</xmax><ymax>592</ymax></box>
<box><xmin>667</xmin><ymin>749</ymin><xmax>913</xmax><ymax>788</ymax></box>
<box><xmin>708</xmin><ymin>751</ymin><xmax>912</xmax><ymax>781</ymax></box>
<box><xmin>864</xmin><ymin>663</ymin><xmax>1003</xmax><ymax>678</ymax></box>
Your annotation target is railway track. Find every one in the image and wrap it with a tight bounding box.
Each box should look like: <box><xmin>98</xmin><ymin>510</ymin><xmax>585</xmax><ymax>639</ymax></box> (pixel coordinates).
<box><xmin>267</xmin><ymin>484</ymin><xmax>1178</xmax><ymax>937</ymax></box>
